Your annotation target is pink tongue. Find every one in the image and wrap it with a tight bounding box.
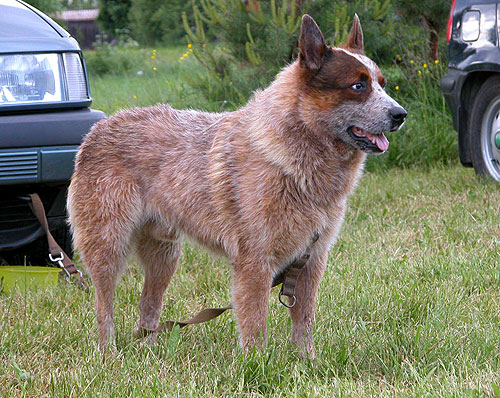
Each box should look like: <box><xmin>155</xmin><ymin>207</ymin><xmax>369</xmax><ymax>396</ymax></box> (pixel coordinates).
<box><xmin>374</xmin><ymin>133</ymin><xmax>389</xmax><ymax>152</ymax></box>
<box><xmin>354</xmin><ymin>128</ymin><xmax>390</xmax><ymax>152</ymax></box>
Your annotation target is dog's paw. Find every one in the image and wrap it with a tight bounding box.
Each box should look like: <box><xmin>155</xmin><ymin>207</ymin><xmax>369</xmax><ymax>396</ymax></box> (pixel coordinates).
<box><xmin>133</xmin><ymin>325</ymin><xmax>159</xmax><ymax>346</ymax></box>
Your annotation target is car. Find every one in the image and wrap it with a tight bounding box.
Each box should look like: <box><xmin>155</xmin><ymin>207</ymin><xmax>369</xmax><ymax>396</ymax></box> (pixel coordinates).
<box><xmin>0</xmin><ymin>0</ymin><xmax>106</xmax><ymax>265</ymax></box>
<box><xmin>441</xmin><ymin>0</ymin><xmax>500</xmax><ymax>183</ymax></box>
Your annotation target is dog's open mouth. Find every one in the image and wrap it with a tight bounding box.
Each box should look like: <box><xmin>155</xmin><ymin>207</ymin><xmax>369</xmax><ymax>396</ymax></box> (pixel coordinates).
<box><xmin>347</xmin><ymin>126</ymin><xmax>389</xmax><ymax>153</ymax></box>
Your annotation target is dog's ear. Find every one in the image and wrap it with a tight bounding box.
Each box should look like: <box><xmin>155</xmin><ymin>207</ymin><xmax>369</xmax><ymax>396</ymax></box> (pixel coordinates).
<box><xmin>299</xmin><ymin>14</ymin><xmax>328</xmax><ymax>71</ymax></box>
<box><xmin>346</xmin><ymin>14</ymin><xmax>364</xmax><ymax>53</ymax></box>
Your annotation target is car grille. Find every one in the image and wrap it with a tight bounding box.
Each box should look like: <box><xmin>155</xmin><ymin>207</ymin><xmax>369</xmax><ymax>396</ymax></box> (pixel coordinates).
<box><xmin>0</xmin><ymin>151</ymin><xmax>38</xmax><ymax>182</ymax></box>
<box><xmin>0</xmin><ymin>189</ymin><xmax>57</xmax><ymax>230</ymax></box>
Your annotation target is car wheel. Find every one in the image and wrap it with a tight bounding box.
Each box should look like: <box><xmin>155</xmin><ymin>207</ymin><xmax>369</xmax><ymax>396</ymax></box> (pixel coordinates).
<box><xmin>0</xmin><ymin>225</ymin><xmax>73</xmax><ymax>266</ymax></box>
<box><xmin>469</xmin><ymin>76</ymin><xmax>500</xmax><ymax>182</ymax></box>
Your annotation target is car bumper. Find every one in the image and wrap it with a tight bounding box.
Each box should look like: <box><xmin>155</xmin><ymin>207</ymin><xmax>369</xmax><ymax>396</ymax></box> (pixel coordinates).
<box><xmin>0</xmin><ymin>145</ymin><xmax>80</xmax><ymax>185</ymax></box>
<box><xmin>440</xmin><ymin>68</ymin><xmax>468</xmax><ymax>133</ymax></box>
<box><xmin>0</xmin><ymin>108</ymin><xmax>106</xmax><ymax>148</ymax></box>
<box><xmin>0</xmin><ymin>108</ymin><xmax>106</xmax><ymax>185</ymax></box>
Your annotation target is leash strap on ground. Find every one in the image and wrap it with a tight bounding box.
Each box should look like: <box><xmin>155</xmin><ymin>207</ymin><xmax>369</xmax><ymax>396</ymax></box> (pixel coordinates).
<box><xmin>136</xmin><ymin>234</ymin><xmax>321</xmax><ymax>338</ymax></box>
<box><xmin>134</xmin><ymin>305</ymin><xmax>234</xmax><ymax>338</ymax></box>
<box><xmin>27</xmin><ymin>193</ymin><xmax>89</xmax><ymax>291</ymax></box>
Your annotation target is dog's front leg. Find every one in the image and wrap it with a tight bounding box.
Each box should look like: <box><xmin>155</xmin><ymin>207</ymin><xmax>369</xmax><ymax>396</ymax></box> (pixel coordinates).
<box><xmin>231</xmin><ymin>257</ymin><xmax>272</xmax><ymax>350</ymax></box>
<box><xmin>288</xmin><ymin>249</ymin><xmax>328</xmax><ymax>359</ymax></box>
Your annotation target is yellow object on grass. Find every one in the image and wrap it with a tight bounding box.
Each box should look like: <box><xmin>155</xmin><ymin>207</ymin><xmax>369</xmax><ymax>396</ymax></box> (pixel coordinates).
<box><xmin>0</xmin><ymin>266</ymin><xmax>61</xmax><ymax>293</ymax></box>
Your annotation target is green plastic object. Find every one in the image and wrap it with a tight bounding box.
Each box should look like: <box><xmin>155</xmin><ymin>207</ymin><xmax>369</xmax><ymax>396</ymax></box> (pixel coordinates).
<box><xmin>0</xmin><ymin>266</ymin><xmax>61</xmax><ymax>293</ymax></box>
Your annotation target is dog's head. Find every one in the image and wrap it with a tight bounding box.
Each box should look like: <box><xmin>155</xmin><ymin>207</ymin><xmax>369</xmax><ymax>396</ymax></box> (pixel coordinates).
<box><xmin>297</xmin><ymin>14</ymin><xmax>406</xmax><ymax>154</ymax></box>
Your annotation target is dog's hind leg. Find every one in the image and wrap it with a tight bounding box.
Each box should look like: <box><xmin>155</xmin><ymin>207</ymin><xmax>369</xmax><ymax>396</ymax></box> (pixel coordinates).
<box><xmin>68</xmin><ymin>175</ymin><xmax>141</xmax><ymax>352</ymax></box>
<box><xmin>134</xmin><ymin>227</ymin><xmax>182</xmax><ymax>342</ymax></box>
<box><xmin>77</xmin><ymin>227</ymin><xmax>134</xmax><ymax>352</ymax></box>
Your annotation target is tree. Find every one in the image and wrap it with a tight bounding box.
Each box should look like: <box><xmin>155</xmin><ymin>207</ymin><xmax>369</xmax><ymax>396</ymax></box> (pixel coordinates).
<box><xmin>395</xmin><ymin>0</ymin><xmax>450</xmax><ymax>60</ymax></box>
<box><xmin>128</xmin><ymin>0</ymin><xmax>194</xmax><ymax>45</ymax></box>
<box><xmin>97</xmin><ymin>0</ymin><xmax>132</xmax><ymax>36</ymax></box>
<box><xmin>24</xmin><ymin>0</ymin><xmax>62</xmax><ymax>14</ymax></box>
<box><xmin>182</xmin><ymin>0</ymin><xmax>398</xmax><ymax>109</ymax></box>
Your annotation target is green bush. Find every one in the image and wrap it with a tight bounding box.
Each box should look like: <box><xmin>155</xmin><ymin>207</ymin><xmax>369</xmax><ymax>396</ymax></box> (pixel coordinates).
<box><xmin>182</xmin><ymin>0</ymin><xmax>404</xmax><ymax>110</ymax></box>
<box><xmin>24</xmin><ymin>0</ymin><xmax>62</xmax><ymax>13</ymax></box>
<box><xmin>367</xmin><ymin>59</ymin><xmax>457</xmax><ymax>170</ymax></box>
<box><xmin>97</xmin><ymin>0</ymin><xmax>132</xmax><ymax>36</ymax></box>
<box><xmin>128</xmin><ymin>0</ymin><xmax>194</xmax><ymax>45</ymax></box>
<box><xmin>85</xmin><ymin>31</ymin><xmax>147</xmax><ymax>76</ymax></box>
<box><xmin>394</xmin><ymin>0</ymin><xmax>450</xmax><ymax>60</ymax></box>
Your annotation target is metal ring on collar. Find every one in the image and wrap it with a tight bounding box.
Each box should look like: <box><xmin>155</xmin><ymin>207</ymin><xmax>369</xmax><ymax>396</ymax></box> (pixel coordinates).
<box><xmin>278</xmin><ymin>290</ymin><xmax>296</xmax><ymax>308</ymax></box>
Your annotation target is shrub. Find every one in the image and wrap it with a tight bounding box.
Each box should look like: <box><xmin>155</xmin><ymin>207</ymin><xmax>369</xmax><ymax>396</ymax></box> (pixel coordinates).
<box><xmin>85</xmin><ymin>31</ymin><xmax>146</xmax><ymax>76</ymax></box>
<box><xmin>97</xmin><ymin>0</ymin><xmax>132</xmax><ymax>36</ymax></box>
<box><xmin>367</xmin><ymin>59</ymin><xmax>457</xmax><ymax>170</ymax></box>
<box><xmin>24</xmin><ymin>0</ymin><xmax>62</xmax><ymax>13</ymax></box>
<box><xmin>128</xmin><ymin>0</ymin><xmax>194</xmax><ymax>45</ymax></box>
<box><xmin>394</xmin><ymin>0</ymin><xmax>450</xmax><ymax>60</ymax></box>
<box><xmin>183</xmin><ymin>0</ymin><xmax>401</xmax><ymax>110</ymax></box>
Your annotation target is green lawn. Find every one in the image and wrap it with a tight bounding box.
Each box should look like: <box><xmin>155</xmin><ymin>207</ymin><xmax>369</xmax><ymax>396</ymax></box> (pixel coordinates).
<box><xmin>1</xmin><ymin>165</ymin><xmax>499</xmax><ymax>397</ymax></box>
<box><xmin>88</xmin><ymin>46</ymin><xmax>211</xmax><ymax>115</ymax></box>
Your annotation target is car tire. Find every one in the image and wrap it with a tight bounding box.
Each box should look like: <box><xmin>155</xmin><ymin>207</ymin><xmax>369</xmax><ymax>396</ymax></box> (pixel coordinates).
<box><xmin>0</xmin><ymin>225</ymin><xmax>73</xmax><ymax>266</ymax></box>
<box><xmin>469</xmin><ymin>76</ymin><xmax>500</xmax><ymax>182</ymax></box>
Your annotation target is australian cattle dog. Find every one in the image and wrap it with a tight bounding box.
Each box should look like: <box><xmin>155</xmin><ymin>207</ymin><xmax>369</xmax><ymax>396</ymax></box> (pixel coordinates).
<box><xmin>68</xmin><ymin>14</ymin><xmax>406</xmax><ymax>358</ymax></box>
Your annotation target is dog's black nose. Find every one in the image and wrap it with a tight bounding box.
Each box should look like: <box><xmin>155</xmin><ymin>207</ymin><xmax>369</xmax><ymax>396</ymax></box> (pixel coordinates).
<box><xmin>390</xmin><ymin>106</ymin><xmax>407</xmax><ymax>123</ymax></box>
<box><xmin>389</xmin><ymin>106</ymin><xmax>407</xmax><ymax>130</ymax></box>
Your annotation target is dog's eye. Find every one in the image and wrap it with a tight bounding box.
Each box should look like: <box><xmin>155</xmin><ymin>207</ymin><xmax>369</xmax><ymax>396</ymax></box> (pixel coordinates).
<box><xmin>351</xmin><ymin>82</ymin><xmax>366</xmax><ymax>92</ymax></box>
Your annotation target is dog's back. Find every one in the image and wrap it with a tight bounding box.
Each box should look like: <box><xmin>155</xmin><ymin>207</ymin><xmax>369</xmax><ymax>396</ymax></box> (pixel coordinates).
<box><xmin>68</xmin><ymin>105</ymin><xmax>228</xmax><ymax>259</ymax></box>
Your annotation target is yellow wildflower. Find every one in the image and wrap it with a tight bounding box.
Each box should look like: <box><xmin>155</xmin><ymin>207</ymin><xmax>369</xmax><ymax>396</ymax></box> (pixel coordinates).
<box><xmin>410</xmin><ymin>60</ymin><xmax>414</xmax><ymax>64</ymax></box>
<box><xmin>434</xmin><ymin>59</ymin><xmax>439</xmax><ymax>64</ymax></box>
<box><xmin>153</xmin><ymin>66</ymin><xmax>157</xmax><ymax>71</ymax></box>
<box><xmin>133</xmin><ymin>95</ymin><xmax>137</xmax><ymax>99</ymax></box>
<box><xmin>180</xmin><ymin>56</ymin><xmax>185</xmax><ymax>61</ymax></box>
<box><xmin>187</xmin><ymin>43</ymin><xmax>192</xmax><ymax>49</ymax></box>
<box><xmin>151</xmin><ymin>55</ymin><xmax>155</xmax><ymax>60</ymax></box>
<box><xmin>183</xmin><ymin>53</ymin><xmax>188</xmax><ymax>57</ymax></box>
<box><xmin>153</xmin><ymin>49</ymin><xmax>157</xmax><ymax>53</ymax></box>
<box><xmin>189</xmin><ymin>49</ymin><xmax>193</xmax><ymax>52</ymax></box>
<box><xmin>423</xmin><ymin>63</ymin><xmax>428</xmax><ymax>68</ymax></box>
<box><xmin>418</xmin><ymin>70</ymin><xmax>422</xmax><ymax>76</ymax></box>
<box><xmin>395</xmin><ymin>86</ymin><xmax>399</xmax><ymax>91</ymax></box>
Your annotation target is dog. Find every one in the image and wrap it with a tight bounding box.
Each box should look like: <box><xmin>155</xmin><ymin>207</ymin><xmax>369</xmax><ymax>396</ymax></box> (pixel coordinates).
<box><xmin>67</xmin><ymin>14</ymin><xmax>406</xmax><ymax>358</ymax></box>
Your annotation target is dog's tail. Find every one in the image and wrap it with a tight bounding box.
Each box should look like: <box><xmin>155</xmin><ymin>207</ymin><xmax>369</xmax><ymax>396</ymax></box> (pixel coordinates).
<box><xmin>67</xmin><ymin>119</ymin><xmax>142</xmax><ymax>266</ymax></box>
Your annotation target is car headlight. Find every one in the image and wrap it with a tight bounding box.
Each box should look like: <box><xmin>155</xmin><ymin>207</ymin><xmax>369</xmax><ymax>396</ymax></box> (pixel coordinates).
<box><xmin>0</xmin><ymin>52</ymin><xmax>87</xmax><ymax>106</ymax></box>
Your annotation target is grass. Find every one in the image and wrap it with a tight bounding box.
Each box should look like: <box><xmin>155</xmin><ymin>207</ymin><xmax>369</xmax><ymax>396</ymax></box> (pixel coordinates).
<box><xmin>1</xmin><ymin>165</ymin><xmax>499</xmax><ymax>397</ymax></box>
<box><xmin>88</xmin><ymin>46</ymin><xmax>217</xmax><ymax>115</ymax></box>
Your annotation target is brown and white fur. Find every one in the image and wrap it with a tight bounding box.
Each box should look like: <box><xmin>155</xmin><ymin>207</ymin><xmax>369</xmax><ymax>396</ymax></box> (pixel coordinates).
<box><xmin>68</xmin><ymin>14</ymin><xmax>406</xmax><ymax>358</ymax></box>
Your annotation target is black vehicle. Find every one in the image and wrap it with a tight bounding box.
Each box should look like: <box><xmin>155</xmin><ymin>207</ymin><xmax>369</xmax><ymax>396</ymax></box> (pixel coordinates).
<box><xmin>0</xmin><ymin>0</ymin><xmax>106</xmax><ymax>264</ymax></box>
<box><xmin>441</xmin><ymin>0</ymin><xmax>500</xmax><ymax>183</ymax></box>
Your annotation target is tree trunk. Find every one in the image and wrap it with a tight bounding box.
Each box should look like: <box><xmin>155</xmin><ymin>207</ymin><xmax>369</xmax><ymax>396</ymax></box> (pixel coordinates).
<box><xmin>430</xmin><ymin>30</ymin><xmax>439</xmax><ymax>60</ymax></box>
<box><xmin>422</xmin><ymin>16</ymin><xmax>440</xmax><ymax>60</ymax></box>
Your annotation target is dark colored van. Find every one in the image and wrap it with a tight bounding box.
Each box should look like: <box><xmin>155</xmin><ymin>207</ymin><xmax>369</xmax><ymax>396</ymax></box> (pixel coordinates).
<box><xmin>441</xmin><ymin>0</ymin><xmax>500</xmax><ymax>182</ymax></box>
<box><xmin>0</xmin><ymin>0</ymin><xmax>106</xmax><ymax>264</ymax></box>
